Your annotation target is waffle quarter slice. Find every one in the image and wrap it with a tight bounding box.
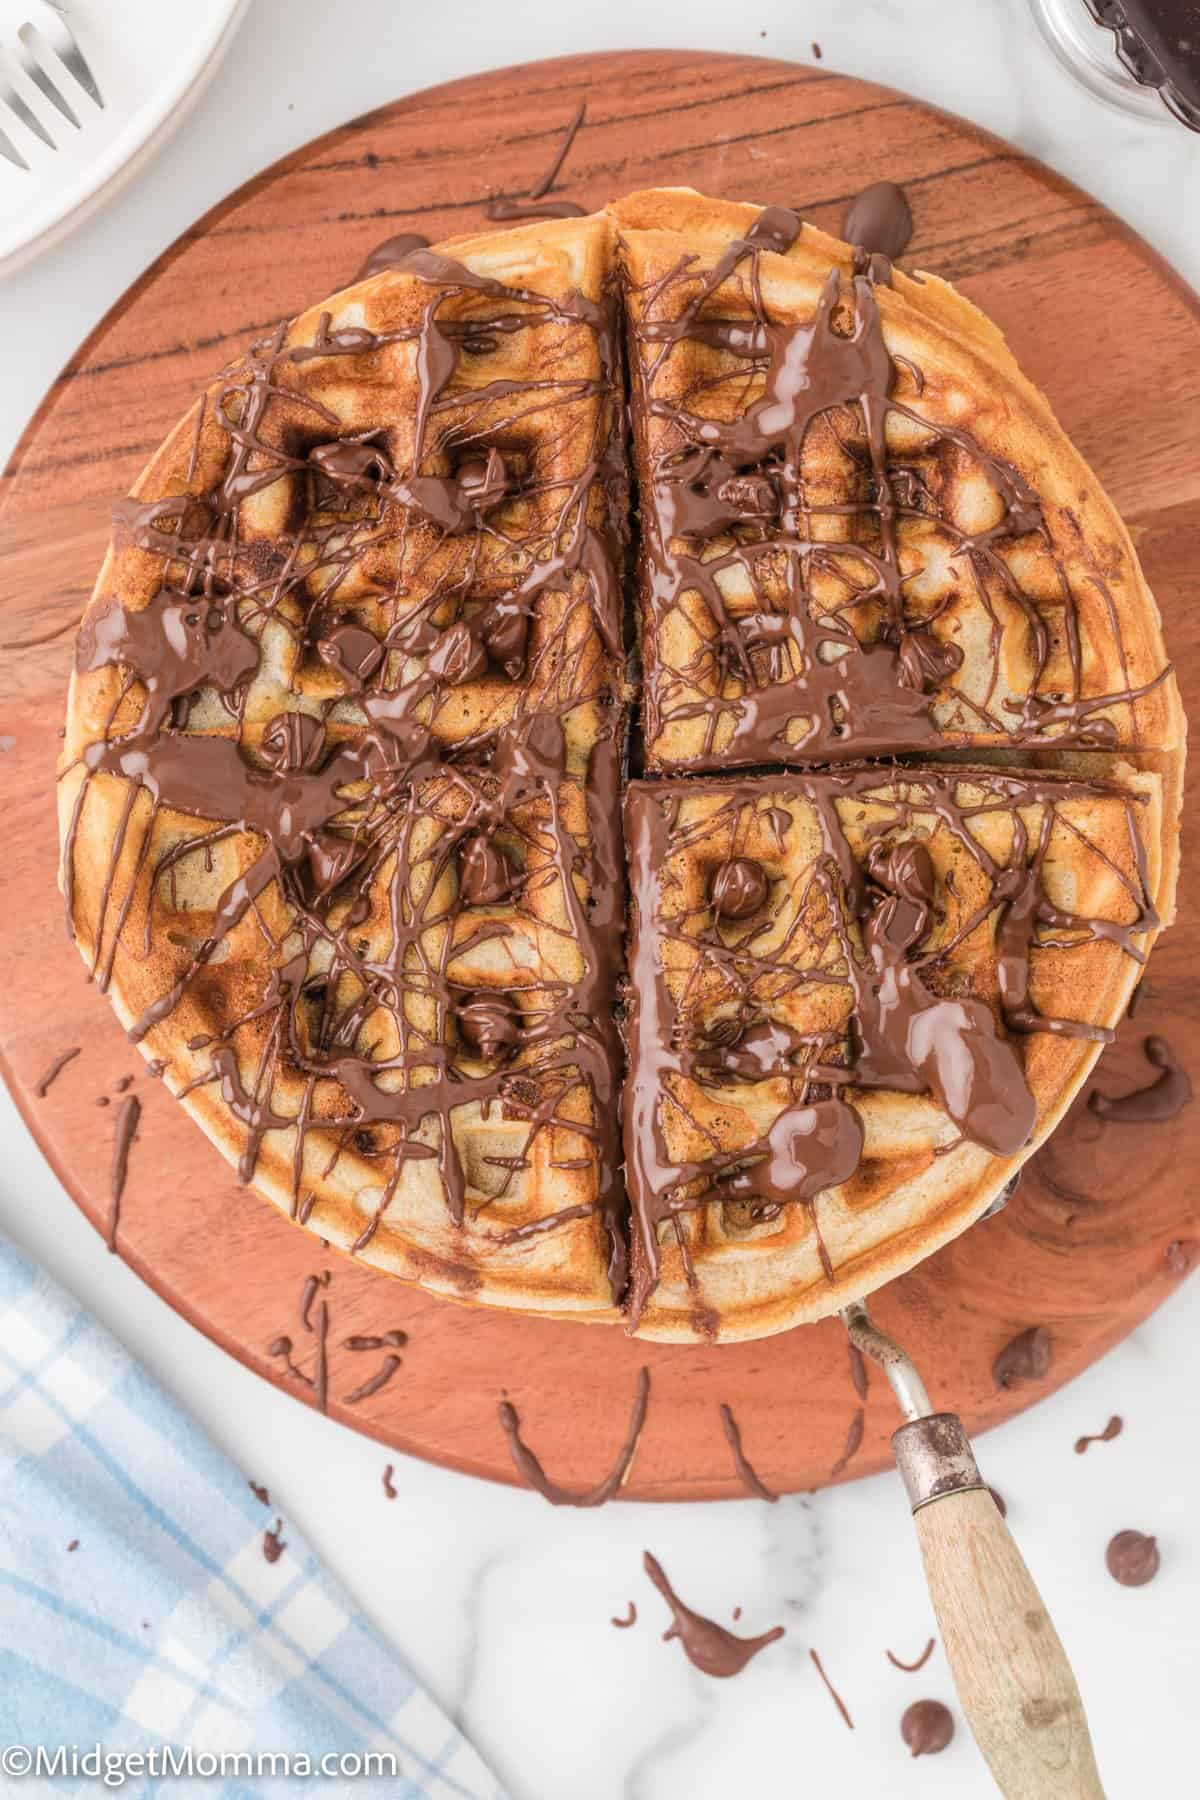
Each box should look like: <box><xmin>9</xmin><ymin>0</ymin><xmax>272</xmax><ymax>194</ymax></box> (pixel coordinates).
<box><xmin>623</xmin><ymin>762</ymin><xmax>1165</xmax><ymax>1341</ymax></box>
<box><xmin>612</xmin><ymin>188</ymin><xmax>1181</xmax><ymax>774</ymax></box>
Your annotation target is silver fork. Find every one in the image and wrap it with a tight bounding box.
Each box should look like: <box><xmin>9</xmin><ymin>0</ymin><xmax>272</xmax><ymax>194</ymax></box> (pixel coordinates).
<box><xmin>1</xmin><ymin>0</ymin><xmax>103</xmax><ymax>171</ymax></box>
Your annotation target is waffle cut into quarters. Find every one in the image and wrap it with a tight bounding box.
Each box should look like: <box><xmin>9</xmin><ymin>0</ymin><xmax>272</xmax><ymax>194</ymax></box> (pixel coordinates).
<box><xmin>59</xmin><ymin>191</ymin><xmax>1183</xmax><ymax>1342</ymax></box>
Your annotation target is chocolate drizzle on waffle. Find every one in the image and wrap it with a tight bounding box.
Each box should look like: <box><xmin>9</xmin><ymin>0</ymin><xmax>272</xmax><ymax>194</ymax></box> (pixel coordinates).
<box><xmin>623</xmin><ymin>766</ymin><xmax>1158</xmax><ymax>1330</ymax></box>
<box><xmin>626</xmin><ymin>205</ymin><xmax>1168</xmax><ymax>771</ymax></box>
<box><xmin>63</xmin><ymin>230</ymin><xmax>630</xmax><ymax>1298</ymax></box>
<box><xmin>61</xmin><ymin>196</ymin><xmax>1174</xmax><ymax>1342</ymax></box>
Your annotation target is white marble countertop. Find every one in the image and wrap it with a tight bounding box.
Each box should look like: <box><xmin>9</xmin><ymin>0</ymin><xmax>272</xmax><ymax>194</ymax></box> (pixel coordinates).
<box><xmin>2</xmin><ymin>1</ymin><xmax>1197</xmax><ymax>1793</ymax></box>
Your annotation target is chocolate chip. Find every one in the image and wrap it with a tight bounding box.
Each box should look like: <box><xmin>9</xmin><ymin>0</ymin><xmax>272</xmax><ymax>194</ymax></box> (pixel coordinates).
<box><xmin>992</xmin><ymin>1326</ymin><xmax>1051</xmax><ymax>1390</ymax></box>
<box><xmin>1106</xmin><ymin>1530</ymin><xmax>1160</xmax><ymax>1588</ymax></box>
<box><xmin>458</xmin><ymin>992</ymin><xmax>521</xmax><ymax>1059</ymax></box>
<box><xmin>460</xmin><ymin>834</ymin><xmax>518</xmax><ymax>906</ymax></box>
<box><xmin>479</xmin><ymin>603</ymin><xmax>528</xmax><ymax>677</ymax></box>
<box><xmin>900</xmin><ymin>1699</ymin><xmax>954</xmax><ymax>1757</ymax></box>
<box><xmin>710</xmin><ymin>857</ymin><xmax>768</xmax><ymax>920</ymax></box>
<box><xmin>425</xmin><ymin>621</ymin><xmax>488</xmax><ymax>685</ymax></box>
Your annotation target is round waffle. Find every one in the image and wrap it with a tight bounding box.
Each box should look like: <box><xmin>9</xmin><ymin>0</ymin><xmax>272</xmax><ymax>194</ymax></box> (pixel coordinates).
<box><xmin>59</xmin><ymin>194</ymin><xmax>1182</xmax><ymax>1343</ymax></box>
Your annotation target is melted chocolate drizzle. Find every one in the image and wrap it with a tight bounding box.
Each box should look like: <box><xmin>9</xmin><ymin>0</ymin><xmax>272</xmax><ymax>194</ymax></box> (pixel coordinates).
<box><xmin>810</xmin><ymin>1648</ymin><xmax>855</xmax><ymax>1728</ymax></box>
<box><xmin>108</xmin><ymin>1094</ymin><xmax>140</xmax><ymax>1253</ymax></box>
<box><xmin>628</xmin><ymin>203</ymin><xmax>1166</xmax><ymax>771</ymax></box>
<box><xmin>1088</xmin><ymin>1034</ymin><xmax>1191</xmax><ymax>1123</ymax></box>
<box><xmin>498</xmin><ymin>1367</ymin><xmax>650</xmax><ymax>1504</ymax></box>
<box><xmin>886</xmin><ymin>1636</ymin><xmax>936</xmax><ymax>1673</ymax></box>
<box><xmin>63</xmin><ymin>197</ymin><xmax>1168</xmax><ymax>1353</ymax></box>
<box><xmin>643</xmin><ymin>1552</ymin><xmax>785</xmax><ymax>1677</ymax></box>
<box><xmin>830</xmin><ymin>1407</ymin><xmax>866</xmax><ymax>1477</ymax></box>
<box><xmin>1075</xmin><ymin>1414</ymin><xmax>1123</xmax><ymax>1454</ymax></box>
<box><xmin>717</xmin><ymin>1402</ymin><xmax>779</xmax><ymax>1501</ymax></box>
<box><xmin>65</xmin><ymin>234</ymin><xmax>629</xmax><ymax>1300</ymax></box>
<box><xmin>34</xmin><ymin>1046</ymin><xmax>80</xmax><ymax>1096</ymax></box>
<box><xmin>623</xmin><ymin>767</ymin><xmax>1153</xmax><ymax>1327</ymax></box>
<box><xmin>355</xmin><ymin>234</ymin><xmax>432</xmax><ymax>282</ymax></box>
<box><xmin>843</xmin><ymin>181</ymin><xmax>914</xmax><ymax>263</ymax></box>
<box><xmin>485</xmin><ymin>104</ymin><xmax>588</xmax><ymax>222</ymax></box>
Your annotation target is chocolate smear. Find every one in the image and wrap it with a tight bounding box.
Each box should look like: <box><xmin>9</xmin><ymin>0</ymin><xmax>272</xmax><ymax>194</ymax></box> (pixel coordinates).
<box><xmin>34</xmin><ymin>1046</ymin><xmax>80</xmax><ymax>1097</ymax></box>
<box><xmin>843</xmin><ymin>181</ymin><xmax>914</xmax><ymax>262</ymax></box>
<box><xmin>263</xmin><ymin>1519</ymin><xmax>286</xmax><ymax>1564</ymax></box>
<box><xmin>314</xmin><ymin>1301</ymin><xmax>329</xmax><ymax>1415</ymax></box>
<box><xmin>355</xmin><ymin>233</ymin><xmax>432</xmax><ymax>282</ymax></box>
<box><xmin>848</xmin><ymin>1341</ymin><xmax>869</xmax><ymax>1403</ymax></box>
<box><xmin>611</xmin><ymin>1601</ymin><xmax>637</xmax><ymax>1629</ymax></box>
<box><xmin>992</xmin><ymin>1325</ymin><xmax>1050</xmax><ymax>1390</ymax></box>
<box><xmin>810</xmin><ymin>1649</ymin><xmax>854</xmax><ymax>1728</ymax></box>
<box><xmin>486</xmin><ymin>102</ymin><xmax>588</xmax><ymax>221</ymax></box>
<box><xmin>383</xmin><ymin>1463</ymin><xmax>397</xmax><ymax>1500</ymax></box>
<box><xmin>718</xmin><ymin>1402</ymin><xmax>779</xmax><ymax>1501</ymax></box>
<box><xmin>343</xmin><ymin>1354</ymin><xmax>402</xmax><ymax>1405</ymax></box>
<box><xmin>887</xmin><ymin>1637</ymin><xmax>936</xmax><ymax>1673</ymax></box>
<box><xmin>644</xmin><ymin>1552</ymin><xmax>784</xmax><ymax>1677</ymax></box>
<box><xmin>830</xmin><ymin>1408</ymin><xmax>865</xmax><ymax>1476</ymax></box>
<box><xmin>1106</xmin><ymin>1529</ymin><xmax>1160</xmax><ymax>1587</ymax></box>
<box><xmin>901</xmin><ymin>1698</ymin><xmax>954</xmax><ymax>1756</ymax></box>
<box><xmin>499</xmin><ymin>1368</ymin><xmax>649</xmax><ymax>1505</ymax></box>
<box><xmin>1075</xmin><ymin>1415</ymin><xmax>1123</xmax><ymax>1455</ymax></box>
<box><xmin>108</xmin><ymin>1094</ymin><xmax>140</xmax><ymax>1253</ymax></box>
<box><xmin>249</xmin><ymin>1481</ymin><xmax>270</xmax><ymax>1506</ymax></box>
<box><xmin>1088</xmin><ymin>1035</ymin><xmax>1191</xmax><ymax>1124</ymax></box>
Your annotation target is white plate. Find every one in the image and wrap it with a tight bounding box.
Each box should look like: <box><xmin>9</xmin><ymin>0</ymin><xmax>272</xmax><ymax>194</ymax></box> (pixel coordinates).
<box><xmin>0</xmin><ymin>0</ymin><xmax>252</xmax><ymax>277</ymax></box>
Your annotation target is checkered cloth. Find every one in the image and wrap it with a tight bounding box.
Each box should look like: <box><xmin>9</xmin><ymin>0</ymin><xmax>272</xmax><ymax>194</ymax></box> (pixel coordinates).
<box><xmin>0</xmin><ymin>1239</ymin><xmax>506</xmax><ymax>1798</ymax></box>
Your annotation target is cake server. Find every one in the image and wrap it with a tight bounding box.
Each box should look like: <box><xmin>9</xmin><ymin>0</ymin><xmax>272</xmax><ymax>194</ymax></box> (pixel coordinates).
<box><xmin>842</xmin><ymin>1297</ymin><xmax>1104</xmax><ymax>1798</ymax></box>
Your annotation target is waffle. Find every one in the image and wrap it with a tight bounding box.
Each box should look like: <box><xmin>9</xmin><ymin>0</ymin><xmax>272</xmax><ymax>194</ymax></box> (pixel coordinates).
<box><xmin>623</xmin><ymin>762</ymin><xmax>1167</xmax><ymax>1341</ymax></box>
<box><xmin>58</xmin><ymin>189</ymin><xmax>1183</xmax><ymax>1345</ymax></box>
<box><xmin>59</xmin><ymin>212</ymin><xmax>629</xmax><ymax>1316</ymax></box>
<box><xmin>611</xmin><ymin>188</ymin><xmax>1182</xmax><ymax>774</ymax></box>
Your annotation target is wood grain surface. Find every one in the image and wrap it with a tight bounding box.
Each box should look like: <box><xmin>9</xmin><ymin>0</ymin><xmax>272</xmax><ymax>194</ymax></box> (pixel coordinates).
<box><xmin>1</xmin><ymin>49</ymin><xmax>1196</xmax><ymax>1500</ymax></box>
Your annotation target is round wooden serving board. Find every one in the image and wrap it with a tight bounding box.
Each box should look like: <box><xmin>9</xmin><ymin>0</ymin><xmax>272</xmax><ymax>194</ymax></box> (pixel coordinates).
<box><xmin>1</xmin><ymin>50</ymin><xmax>1197</xmax><ymax>1501</ymax></box>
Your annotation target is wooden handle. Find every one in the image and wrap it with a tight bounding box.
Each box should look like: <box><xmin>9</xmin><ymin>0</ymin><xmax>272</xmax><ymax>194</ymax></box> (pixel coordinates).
<box><xmin>912</xmin><ymin>1485</ymin><xmax>1105</xmax><ymax>1797</ymax></box>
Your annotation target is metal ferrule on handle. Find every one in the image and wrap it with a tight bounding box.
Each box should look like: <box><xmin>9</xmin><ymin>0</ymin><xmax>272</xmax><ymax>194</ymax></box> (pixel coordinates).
<box><xmin>892</xmin><ymin>1411</ymin><xmax>988</xmax><ymax>1512</ymax></box>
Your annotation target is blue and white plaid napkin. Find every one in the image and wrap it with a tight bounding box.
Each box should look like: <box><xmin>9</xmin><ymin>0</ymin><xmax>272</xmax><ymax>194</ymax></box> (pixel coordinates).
<box><xmin>0</xmin><ymin>1238</ymin><xmax>506</xmax><ymax>1798</ymax></box>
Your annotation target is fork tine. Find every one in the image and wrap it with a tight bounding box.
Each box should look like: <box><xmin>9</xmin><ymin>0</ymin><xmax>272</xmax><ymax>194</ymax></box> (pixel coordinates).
<box><xmin>0</xmin><ymin>73</ymin><xmax>56</xmax><ymax>149</ymax></box>
<box><xmin>39</xmin><ymin>3</ymin><xmax>103</xmax><ymax>108</ymax></box>
<box><xmin>0</xmin><ymin>122</ymin><xmax>30</xmax><ymax>169</ymax></box>
<box><xmin>18</xmin><ymin>27</ymin><xmax>80</xmax><ymax>129</ymax></box>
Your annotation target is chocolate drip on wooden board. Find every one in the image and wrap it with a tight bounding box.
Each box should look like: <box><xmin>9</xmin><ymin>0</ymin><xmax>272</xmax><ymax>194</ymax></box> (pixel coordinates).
<box><xmin>485</xmin><ymin>103</ymin><xmax>588</xmax><ymax>222</ymax></box>
<box><xmin>717</xmin><ymin>1402</ymin><xmax>779</xmax><ymax>1501</ymax></box>
<box><xmin>1089</xmin><ymin>1035</ymin><xmax>1191</xmax><ymax>1123</ymax></box>
<box><xmin>498</xmin><ymin>1368</ymin><xmax>650</xmax><ymax>1504</ymax></box>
